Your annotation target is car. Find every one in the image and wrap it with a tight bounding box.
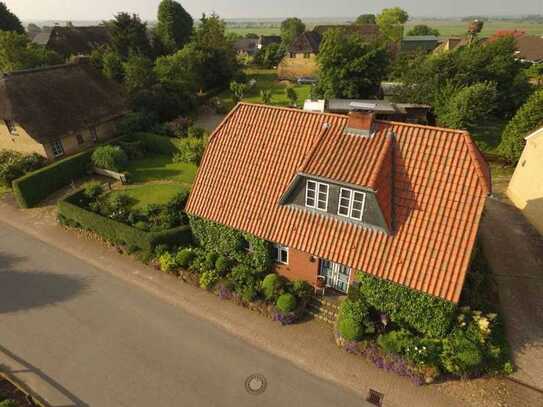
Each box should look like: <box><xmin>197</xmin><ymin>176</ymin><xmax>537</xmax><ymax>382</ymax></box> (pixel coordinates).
<box><xmin>296</xmin><ymin>77</ymin><xmax>317</xmax><ymax>85</ymax></box>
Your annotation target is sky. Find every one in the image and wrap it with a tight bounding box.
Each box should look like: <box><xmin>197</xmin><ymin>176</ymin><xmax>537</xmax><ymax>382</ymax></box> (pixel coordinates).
<box><xmin>5</xmin><ymin>0</ymin><xmax>543</xmax><ymax>21</ymax></box>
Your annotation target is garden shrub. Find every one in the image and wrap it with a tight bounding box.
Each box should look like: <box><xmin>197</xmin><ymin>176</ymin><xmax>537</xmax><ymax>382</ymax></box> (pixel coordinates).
<box><xmin>241</xmin><ymin>285</ymin><xmax>258</xmax><ymax>302</ymax></box>
<box><xmin>357</xmin><ymin>272</ymin><xmax>456</xmax><ymax>337</ymax></box>
<box><xmin>119</xmin><ymin>140</ymin><xmax>145</xmax><ymax>160</ymax></box>
<box><xmin>229</xmin><ymin>264</ymin><xmax>260</xmax><ymax>297</ymax></box>
<box><xmin>176</xmin><ymin>248</ymin><xmax>195</xmax><ymax>268</ymax></box>
<box><xmin>377</xmin><ymin>329</ymin><xmax>416</xmax><ymax>355</ymax></box>
<box><xmin>159</xmin><ymin>252</ymin><xmax>177</xmax><ymax>273</ymax></box>
<box><xmin>0</xmin><ymin>150</ymin><xmax>46</xmax><ymax>187</ymax></box>
<box><xmin>276</xmin><ymin>293</ymin><xmax>297</xmax><ymax>313</ymax></box>
<box><xmin>214</xmin><ymin>255</ymin><xmax>231</xmax><ymax>276</ymax></box>
<box><xmin>440</xmin><ymin>330</ymin><xmax>483</xmax><ymax>376</ymax></box>
<box><xmin>117</xmin><ymin>111</ymin><xmax>158</xmax><ymax>135</ymax></box>
<box><xmin>172</xmin><ymin>137</ymin><xmax>207</xmax><ymax>165</ymax></box>
<box><xmin>200</xmin><ymin>270</ymin><xmax>220</xmax><ymax>289</ymax></box>
<box><xmin>337</xmin><ymin>298</ymin><xmax>375</xmax><ymax>338</ymax></box>
<box><xmin>133</xmin><ymin>133</ymin><xmax>184</xmax><ymax>156</ymax></box>
<box><xmin>13</xmin><ymin>150</ymin><xmax>92</xmax><ymax>208</ymax></box>
<box><xmin>82</xmin><ymin>181</ymin><xmax>104</xmax><ymax>201</ymax></box>
<box><xmin>91</xmin><ymin>145</ymin><xmax>128</xmax><ymax>172</ymax></box>
<box><xmin>261</xmin><ymin>273</ymin><xmax>282</xmax><ymax>301</ymax></box>
<box><xmin>0</xmin><ymin>400</ymin><xmax>17</xmax><ymax>407</ymax></box>
<box><xmin>290</xmin><ymin>280</ymin><xmax>313</xmax><ymax>302</ymax></box>
<box><xmin>187</xmin><ymin>126</ymin><xmax>207</xmax><ymax>138</ymax></box>
<box><xmin>339</xmin><ymin>317</ymin><xmax>365</xmax><ymax>341</ymax></box>
<box><xmin>204</xmin><ymin>252</ymin><xmax>219</xmax><ymax>270</ymax></box>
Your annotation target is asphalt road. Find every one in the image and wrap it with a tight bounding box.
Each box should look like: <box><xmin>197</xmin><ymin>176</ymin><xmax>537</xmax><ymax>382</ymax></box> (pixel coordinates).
<box><xmin>0</xmin><ymin>222</ymin><xmax>367</xmax><ymax>407</ymax></box>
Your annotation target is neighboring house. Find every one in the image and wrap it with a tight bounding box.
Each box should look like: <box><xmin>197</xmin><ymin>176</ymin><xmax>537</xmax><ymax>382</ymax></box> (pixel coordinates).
<box><xmin>186</xmin><ymin>103</ymin><xmax>491</xmax><ymax>302</ymax></box>
<box><xmin>514</xmin><ymin>35</ymin><xmax>543</xmax><ymax>63</ymax></box>
<box><xmin>257</xmin><ymin>35</ymin><xmax>281</xmax><ymax>50</ymax></box>
<box><xmin>32</xmin><ymin>25</ymin><xmax>112</xmax><ymax>58</ymax></box>
<box><xmin>0</xmin><ymin>59</ymin><xmax>127</xmax><ymax>161</ymax></box>
<box><xmin>433</xmin><ymin>37</ymin><xmax>466</xmax><ymax>54</ymax></box>
<box><xmin>304</xmin><ymin>98</ymin><xmax>432</xmax><ymax>124</ymax></box>
<box><xmin>233</xmin><ymin>38</ymin><xmax>259</xmax><ymax>57</ymax></box>
<box><xmin>507</xmin><ymin>127</ymin><xmax>543</xmax><ymax>235</ymax></box>
<box><xmin>400</xmin><ymin>35</ymin><xmax>440</xmax><ymax>53</ymax></box>
<box><xmin>278</xmin><ymin>24</ymin><xmax>382</xmax><ymax>80</ymax></box>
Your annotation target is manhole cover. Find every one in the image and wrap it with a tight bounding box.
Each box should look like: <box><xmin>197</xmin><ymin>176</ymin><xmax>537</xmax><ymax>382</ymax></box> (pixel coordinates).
<box><xmin>244</xmin><ymin>373</ymin><xmax>267</xmax><ymax>395</ymax></box>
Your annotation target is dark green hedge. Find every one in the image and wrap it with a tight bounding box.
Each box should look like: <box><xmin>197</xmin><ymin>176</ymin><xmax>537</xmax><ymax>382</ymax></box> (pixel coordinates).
<box><xmin>356</xmin><ymin>272</ymin><xmax>457</xmax><ymax>338</ymax></box>
<box><xmin>58</xmin><ymin>190</ymin><xmax>192</xmax><ymax>252</ymax></box>
<box><xmin>12</xmin><ymin>150</ymin><xmax>92</xmax><ymax>208</ymax></box>
<box><xmin>132</xmin><ymin>133</ymin><xmax>184</xmax><ymax>156</ymax></box>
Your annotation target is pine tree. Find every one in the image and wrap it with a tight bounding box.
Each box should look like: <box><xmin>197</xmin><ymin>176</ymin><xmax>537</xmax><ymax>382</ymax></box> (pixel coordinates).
<box><xmin>0</xmin><ymin>2</ymin><xmax>24</xmax><ymax>34</ymax></box>
<box><xmin>155</xmin><ymin>0</ymin><xmax>193</xmax><ymax>55</ymax></box>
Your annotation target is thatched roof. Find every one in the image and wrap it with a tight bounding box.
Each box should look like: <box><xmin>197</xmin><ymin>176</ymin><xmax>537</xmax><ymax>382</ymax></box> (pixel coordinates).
<box><xmin>0</xmin><ymin>61</ymin><xmax>128</xmax><ymax>143</ymax></box>
<box><xmin>44</xmin><ymin>26</ymin><xmax>112</xmax><ymax>57</ymax></box>
<box><xmin>289</xmin><ymin>31</ymin><xmax>322</xmax><ymax>54</ymax></box>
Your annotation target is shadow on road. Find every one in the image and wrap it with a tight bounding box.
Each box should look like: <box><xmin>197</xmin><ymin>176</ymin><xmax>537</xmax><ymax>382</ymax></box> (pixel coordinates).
<box><xmin>0</xmin><ymin>251</ymin><xmax>89</xmax><ymax>314</ymax></box>
<box><xmin>0</xmin><ymin>345</ymin><xmax>89</xmax><ymax>407</ymax></box>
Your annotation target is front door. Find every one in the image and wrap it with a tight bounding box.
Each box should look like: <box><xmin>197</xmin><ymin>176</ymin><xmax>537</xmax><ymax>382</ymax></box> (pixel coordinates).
<box><xmin>319</xmin><ymin>260</ymin><xmax>352</xmax><ymax>293</ymax></box>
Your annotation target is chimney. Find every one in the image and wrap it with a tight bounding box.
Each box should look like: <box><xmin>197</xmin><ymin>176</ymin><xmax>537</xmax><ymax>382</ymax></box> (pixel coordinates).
<box><xmin>343</xmin><ymin>111</ymin><xmax>375</xmax><ymax>137</ymax></box>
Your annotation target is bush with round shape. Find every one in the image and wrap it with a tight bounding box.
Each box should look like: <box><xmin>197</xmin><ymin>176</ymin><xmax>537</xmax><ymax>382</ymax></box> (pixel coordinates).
<box><xmin>377</xmin><ymin>329</ymin><xmax>416</xmax><ymax>355</ymax></box>
<box><xmin>290</xmin><ymin>280</ymin><xmax>313</xmax><ymax>301</ymax></box>
<box><xmin>261</xmin><ymin>273</ymin><xmax>282</xmax><ymax>300</ymax></box>
<box><xmin>276</xmin><ymin>293</ymin><xmax>297</xmax><ymax>313</ymax></box>
<box><xmin>91</xmin><ymin>145</ymin><xmax>128</xmax><ymax>172</ymax></box>
<box><xmin>440</xmin><ymin>330</ymin><xmax>483</xmax><ymax>376</ymax></box>
<box><xmin>200</xmin><ymin>269</ymin><xmax>219</xmax><ymax>289</ymax></box>
<box><xmin>204</xmin><ymin>252</ymin><xmax>219</xmax><ymax>270</ymax></box>
<box><xmin>338</xmin><ymin>317</ymin><xmax>364</xmax><ymax>341</ymax></box>
<box><xmin>82</xmin><ymin>181</ymin><xmax>104</xmax><ymax>201</ymax></box>
<box><xmin>159</xmin><ymin>251</ymin><xmax>177</xmax><ymax>273</ymax></box>
<box><xmin>214</xmin><ymin>255</ymin><xmax>231</xmax><ymax>276</ymax></box>
<box><xmin>241</xmin><ymin>285</ymin><xmax>258</xmax><ymax>302</ymax></box>
<box><xmin>172</xmin><ymin>137</ymin><xmax>207</xmax><ymax>165</ymax></box>
<box><xmin>176</xmin><ymin>248</ymin><xmax>195</xmax><ymax>268</ymax></box>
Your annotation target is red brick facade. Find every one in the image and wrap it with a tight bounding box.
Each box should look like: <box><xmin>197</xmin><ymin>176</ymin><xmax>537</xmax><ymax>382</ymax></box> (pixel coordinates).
<box><xmin>273</xmin><ymin>247</ymin><xmax>320</xmax><ymax>286</ymax></box>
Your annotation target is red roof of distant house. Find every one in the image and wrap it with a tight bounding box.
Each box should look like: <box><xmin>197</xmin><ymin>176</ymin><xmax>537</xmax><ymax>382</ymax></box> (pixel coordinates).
<box><xmin>491</xmin><ymin>29</ymin><xmax>526</xmax><ymax>40</ymax></box>
<box><xmin>186</xmin><ymin>103</ymin><xmax>491</xmax><ymax>302</ymax></box>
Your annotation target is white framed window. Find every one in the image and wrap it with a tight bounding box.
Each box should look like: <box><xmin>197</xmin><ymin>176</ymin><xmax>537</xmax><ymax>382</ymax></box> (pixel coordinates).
<box><xmin>305</xmin><ymin>180</ymin><xmax>329</xmax><ymax>211</ymax></box>
<box><xmin>272</xmin><ymin>244</ymin><xmax>289</xmax><ymax>265</ymax></box>
<box><xmin>51</xmin><ymin>139</ymin><xmax>65</xmax><ymax>157</ymax></box>
<box><xmin>5</xmin><ymin>120</ymin><xmax>17</xmax><ymax>135</ymax></box>
<box><xmin>338</xmin><ymin>187</ymin><xmax>366</xmax><ymax>221</ymax></box>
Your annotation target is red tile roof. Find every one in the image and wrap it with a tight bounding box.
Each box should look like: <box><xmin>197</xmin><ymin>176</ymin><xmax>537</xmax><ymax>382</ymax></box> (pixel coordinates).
<box><xmin>186</xmin><ymin>103</ymin><xmax>491</xmax><ymax>302</ymax></box>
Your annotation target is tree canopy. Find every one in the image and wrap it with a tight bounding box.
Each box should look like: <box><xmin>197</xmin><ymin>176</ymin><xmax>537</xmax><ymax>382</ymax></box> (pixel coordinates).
<box><xmin>0</xmin><ymin>31</ymin><xmax>62</xmax><ymax>73</ymax></box>
<box><xmin>316</xmin><ymin>29</ymin><xmax>389</xmax><ymax>99</ymax></box>
<box><xmin>0</xmin><ymin>2</ymin><xmax>24</xmax><ymax>34</ymax></box>
<box><xmin>155</xmin><ymin>0</ymin><xmax>193</xmax><ymax>55</ymax></box>
<box><xmin>498</xmin><ymin>89</ymin><xmax>543</xmax><ymax>163</ymax></box>
<box><xmin>377</xmin><ymin>7</ymin><xmax>409</xmax><ymax>42</ymax></box>
<box><xmin>407</xmin><ymin>24</ymin><xmax>440</xmax><ymax>37</ymax></box>
<box><xmin>108</xmin><ymin>13</ymin><xmax>152</xmax><ymax>58</ymax></box>
<box><xmin>280</xmin><ymin>18</ymin><xmax>305</xmax><ymax>48</ymax></box>
<box><xmin>355</xmin><ymin>14</ymin><xmax>377</xmax><ymax>25</ymax></box>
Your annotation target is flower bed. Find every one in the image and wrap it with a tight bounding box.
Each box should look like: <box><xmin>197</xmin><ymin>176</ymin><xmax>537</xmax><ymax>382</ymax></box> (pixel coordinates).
<box><xmin>0</xmin><ymin>373</ymin><xmax>42</xmax><ymax>407</ymax></box>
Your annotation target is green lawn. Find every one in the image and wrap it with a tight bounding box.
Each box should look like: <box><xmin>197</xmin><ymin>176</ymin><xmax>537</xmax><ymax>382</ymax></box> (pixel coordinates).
<box><xmin>125</xmin><ymin>155</ymin><xmax>198</xmax><ymax>185</ymax></box>
<box><xmin>107</xmin><ymin>183</ymin><xmax>188</xmax><ymax>209</ymax></box>
<box><xmin>219</xmin><ymin>68</ymin><xmax>312</xmax><ymax>107</ymax></box>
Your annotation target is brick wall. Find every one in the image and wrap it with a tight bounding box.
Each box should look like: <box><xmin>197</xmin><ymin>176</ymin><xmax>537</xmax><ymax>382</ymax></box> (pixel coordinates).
<box><xmin>273</xmin><ymin>247</ymin><xmax>320</xmax><ymax>286</ymax></box>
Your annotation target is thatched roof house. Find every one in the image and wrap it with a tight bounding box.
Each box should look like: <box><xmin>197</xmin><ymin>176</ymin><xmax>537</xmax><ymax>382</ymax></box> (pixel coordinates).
<box><xmin>0</xmin><ymin>59</ymin><xmax>127</xmax><ymax>160</ymax></box>
<box><xmin>33</xmin><ymin>26</ymin><xmax>112</xmax><ymax>58</ymax></box>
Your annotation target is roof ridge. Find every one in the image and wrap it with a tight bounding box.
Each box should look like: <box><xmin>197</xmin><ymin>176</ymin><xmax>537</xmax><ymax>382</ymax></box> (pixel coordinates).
<box><xmin>462</xmin><ymin>132</ymin><xmax>492</xmax><ymax>195</ymax></box>
<box><xmin>367</xmin><ymin>130</ymin><xmax>394</xmax><ymax>189</ymax></box>
<box><xmin>1</xmin><ymin>62</ymin><xmax>81</xmax><ymax>78</ymax></box>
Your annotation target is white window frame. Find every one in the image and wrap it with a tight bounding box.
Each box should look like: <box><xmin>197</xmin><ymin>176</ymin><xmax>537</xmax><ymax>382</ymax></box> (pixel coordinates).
<box><xmin>305</xmin><ymin>180</ymin><xmax>329</xmax><ymax>212</ymax></box>
<box><xmin>272</xmin><ymin>244</ymin><xmax>289</xmax><ymax>265</ymax></box>
<box><xmin>337</xmin><ymin>187</ymin><xmax>366</xmax><ymax>221</ymax></box>
<box><xmin>51</xmin><ymin>139</ymin><xmax>65</xmax><ymax>157</ymax></box>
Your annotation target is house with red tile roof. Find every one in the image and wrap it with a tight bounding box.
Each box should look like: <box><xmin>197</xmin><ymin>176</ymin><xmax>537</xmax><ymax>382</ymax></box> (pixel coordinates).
<box><xmin>186</xmin><ymin>103</ymin><xmax>491</xmax><ymax>303</ymax></box>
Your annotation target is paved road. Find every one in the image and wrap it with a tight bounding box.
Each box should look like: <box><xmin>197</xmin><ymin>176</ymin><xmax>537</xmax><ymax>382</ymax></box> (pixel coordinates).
<box><xmin>0</xmin><ymin>222</ymin><xmax>367</xmax><ymax>407</ymax></box>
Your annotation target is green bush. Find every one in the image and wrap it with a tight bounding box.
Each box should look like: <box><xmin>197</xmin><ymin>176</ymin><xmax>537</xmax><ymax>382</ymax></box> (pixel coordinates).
<box><xmin>290</xmin><ymin>280</ymin><xmax>313</xmax><ymax>302</ymax></box>
<box><xmin>0</xmin><ymin>400</ymin><xmax>17</xmax><ymax>407</ymax></box>
<box><xmin>58</xmin><ymin>190</ymin><xmax>192</xmax><ymax>252</ymax></box>
<box><xmin>159</xmin><ymin>252</ymin><xmax>177</xmax><ymax>273</ymax></box>
<box><xmin>204</xmin><ymin>252</ymin><xmax>219</xmax><ymax>270</ymax></box>
<box><xmin>172</xmin><ymin>137</ymin><xmax>207</xmax><ymax>165</ymax></box>
<box><xmin>242</xmin><ymin>285</ymin><xmax>258</xmax><ymax>302</ymax></box>
<box><xmin>357</xmin><ymin>272</ymin><xmax>456</xmax><ymax>337</ymax></box>
<box><xmin>176</xmin><ymin>248</ymin><xmax>195</xmax><ymax>268</ymax></box>
<box><xmin>337</xmin><ymin>298</ymin><xmax>375</xmax><ymax>337</ymax></box>
<box><xmin>133</xmin><ymin>133</ymin><xmax>184</xmax><ymax>156</ymax></box>
<box><xmin>200</xmin><ymin>269</ymin><xmax>220</xmax><ymax>289</ymax></box>
<box><xmin>13</xmin><ymin>150</ymin><xmax>92</xmax><ymax>208</ymax></box>
<box><xmin>498</xmin><ymin>89</ymin><xmax>543</xmax><ymax>163</ymax></box>
<box><xmin>119</xmin><ymin>140</ymin><xmax>145</xmax><ymax>160</ymax></box>
<box><xmin>276</xmin><ymin>293</ymin><xmax>297</xmax><ymax>313</ymax></box>
<box><xmin>261</xmin><ymin>273</ymin><xmax>282</xmax><ymax>301</ymax></box>
<box><xmin>440</xmin><ymin>330</ymin><xmax>483</xmax><ymax>376</ymax></box>
<box><xmin>91</xmin><ymin>145</ymin><xmax>128</xmax><ymax>172</ymax></box>
<box><xmin>229</xmin><ymin>263</ymin><xmax>260</xmax><ymax>296</ymax></box>
<box><xmin>187</xmin><ymin>127</ymin><xmax>207</xmax><ymax>138</ymax></box>
<box><xmin>377</xmin><ymin>329</ymin><xmax>416</xmax><ymax>355</ymax></box>
<box><xmin>339</xmin><ymin>317</ymin><xmax>364</xmax><ymax>341</ymax></box>
<box><xmin>215</xmin><ymin>255</ymin><xmax>231</xmax><ymax>275</ymax></box>
<box><xmin>82</xmin><ymin>181</ymin><xmax>104</xmax><ymax>201</ymax></box>
<box><xmin>117</xmin><ymin>111</ymin><xmax>158</xmax><ymax>135</ymax></box>
<box><xmin>0</xmin><ymin>150</ymin><xmax>46</xmax><ymax>187</ymax></box>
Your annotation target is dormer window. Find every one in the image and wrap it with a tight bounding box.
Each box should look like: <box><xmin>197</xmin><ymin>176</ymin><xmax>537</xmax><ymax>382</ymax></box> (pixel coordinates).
<box><xmin>338</xmin><ymin>188</ymin><xmax>366</xmax><ymax>221</ymax></box>
<box><xmin>305</xmin><ymin>180</ymin><xmax>328</xmax><ymax>211</ymax></box>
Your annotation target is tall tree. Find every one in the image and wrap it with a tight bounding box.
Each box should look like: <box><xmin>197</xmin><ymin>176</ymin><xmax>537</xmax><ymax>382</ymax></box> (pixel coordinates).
<box><xmin>0</xmin><ymin>31</ymin><xmax>61</xmax><ymax>73</ymax></box>
<box><xmin>155</xmin><ymin>0</ymin><xmax>193</xmax><ymax>55</ymax></box>
<box><xmin>108</xmin><ymin>13</ymin><xmax>152</xmax><ymax>58</ymax></box>
<box><xmin>355</xmin><ymin>14</ymin><xmax>376</xmax><ymax>25</ymax></box>
<box><xmin>122</xmin><ymin>54</ymin><xmax>156</xmax><ymax>94</ymax></box>
<box><xmin>280</xmin><ymin>17</ymin><xmax>305</xmax><ymax>48</ymax></box>
<box><xmin>498</xmin><ymin>89</ymin><xmax>543</xmax><ymax>163</ymax></box>
<box><xmin>0</xmin><ymin>2</ymin><xmax>23</xmax><ymax>34</ymax></box>
<box><xmin>407</xmin><ymin>24</ymin><xmax>440</xmax><ymax>36</ymax></box>
<box><xmin>316</xmin><ymin>29</ymin><xmax>389</xmax><ymax>99</ymax></box>
<box><xmin>377</xmin><ymin>7</ymin><xmax>409</xmax><ymax>42</ymax></box>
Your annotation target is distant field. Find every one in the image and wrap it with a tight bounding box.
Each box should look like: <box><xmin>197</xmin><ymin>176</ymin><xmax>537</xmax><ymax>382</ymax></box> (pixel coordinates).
<box><xmin>226</xmin><ymin>19</ymin><xmax>543</xmax><ymax>37</ymax></box>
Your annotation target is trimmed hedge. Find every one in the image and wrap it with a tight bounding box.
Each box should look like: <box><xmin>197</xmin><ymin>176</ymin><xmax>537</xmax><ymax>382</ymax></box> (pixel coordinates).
<box><xmin>132</xmin><ymin>133</ymin><xmax>184</xmax><ymax>156</ymax></box>
<box><xmin>12</xmin><ymin>150</ymin><xmax>92</xmax><ymax>208</ymax></box>
<box><xmin>58</xmin><ymin>190</ymin><xmax>192</xmax><ymax>252</ymax></box>
<box><xmin>357</xmin><ymin>272</ymin><xmax>457</xmax><ymax>338</ymax></box>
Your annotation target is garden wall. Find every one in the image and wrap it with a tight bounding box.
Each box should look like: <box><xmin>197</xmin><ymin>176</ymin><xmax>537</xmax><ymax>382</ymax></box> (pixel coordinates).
<box><xmin>58</xmin><ymin>190</ymin><xmax>192</xmax><ymax>252</ymax></box>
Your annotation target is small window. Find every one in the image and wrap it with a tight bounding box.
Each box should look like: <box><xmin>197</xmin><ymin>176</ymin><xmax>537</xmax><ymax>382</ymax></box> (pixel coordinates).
<box><xmin>51</xmin><ymin>139</ymin><xmax>65</xmax><ymax>157</ymax></box>
<box><xmin>76</xmin><ymin>134</ymin><xmax>84</xmax><ymax>145</ymax></box>
<box><xmin>303</xmin><ymin>52</ymin><xmax>311</xmax><ymax>59</ymax></box>
<box><xmin>305</xmin><ymin>180</ymin><xmax>328</xmax><ymax>211</ymax></box>
<box><xmin>272</xmin><ymin>244</ymin><xmax>289</xmax><ymax>265</ymax></box>
<box><xmin>289</xmin><ymin>52</ymin><xmax>296</xmax><ymax>58</ymax></box>
<box><xmin>337</xmin><ymin>187</ymin><xmax>366</xmax><ymax>221</ymax></box>
<box><xmin>5</xmin><ymin>120</ymin><xmax>17</xmax><ymax>135</ymax></box>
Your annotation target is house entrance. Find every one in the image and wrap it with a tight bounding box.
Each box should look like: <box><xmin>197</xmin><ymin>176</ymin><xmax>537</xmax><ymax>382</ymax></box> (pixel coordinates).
<box><xmin>319</xmin><ymin>260</ymin><xmax>351</xmax><ymax>293</ymax></box>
